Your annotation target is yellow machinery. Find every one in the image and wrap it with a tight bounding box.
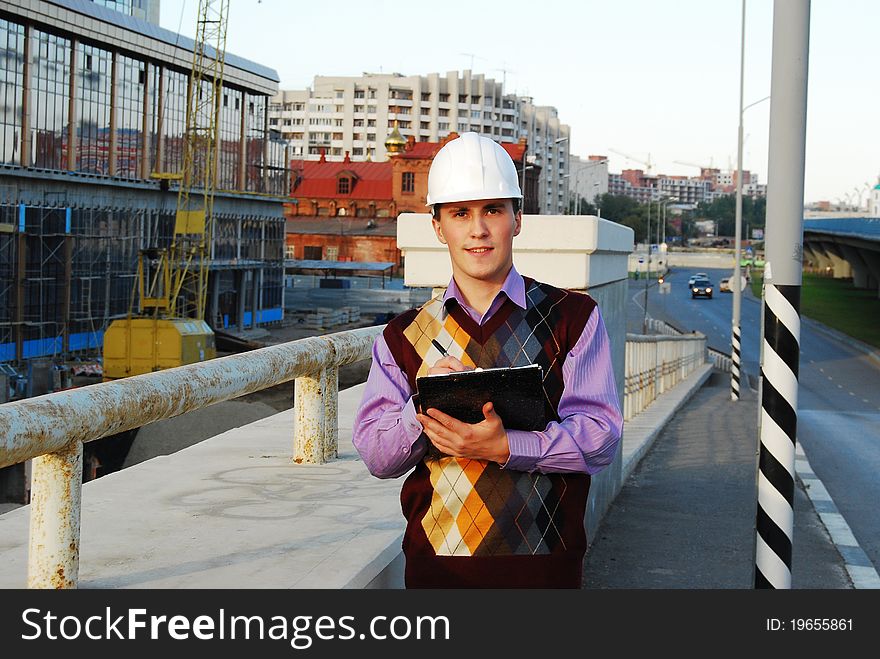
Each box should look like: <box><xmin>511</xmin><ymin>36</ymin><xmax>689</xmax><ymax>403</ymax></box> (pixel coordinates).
<box><xmin>104</xmin><ymin>0</ymin><xmax>229</xmax><ymax>380</ymax></box>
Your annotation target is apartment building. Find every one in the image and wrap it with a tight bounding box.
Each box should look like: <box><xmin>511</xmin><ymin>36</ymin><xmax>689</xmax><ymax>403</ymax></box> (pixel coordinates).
<box><xmin>569</xmin><ymin>154</ymin><xmax>609</xmax><ymax>211</ymax></box>
<box><xmin>269</xmin><ymin>70</ymin><xmax>571</xmax><ymax>214</ymax></box>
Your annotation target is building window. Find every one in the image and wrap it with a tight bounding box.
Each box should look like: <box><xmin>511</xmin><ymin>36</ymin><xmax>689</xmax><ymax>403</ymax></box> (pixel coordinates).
<box><xmin>337</xmin><ymin>177</ymin><xmax>351</xmax><ymax>194</ymax></box>
<box><xmin>402</xmin><ymin>172</ymin><xmax>415</xmax><ymax>194</ymax></box>
<box><xmin>304</xmin><ymin>246</ymin><xmax>322</xmax><ymax>260</ymax></box>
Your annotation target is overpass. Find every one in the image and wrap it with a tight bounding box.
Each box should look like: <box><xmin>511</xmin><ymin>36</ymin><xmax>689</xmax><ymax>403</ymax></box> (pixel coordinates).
<box><xmin>803</xmin><ymin>217</ymin><xmax>880</xmax><ymax>295</ymax></box>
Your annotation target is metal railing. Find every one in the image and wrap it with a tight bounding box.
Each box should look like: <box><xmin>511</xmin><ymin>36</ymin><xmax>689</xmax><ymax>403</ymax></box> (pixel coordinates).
<box><xmin>0</xmin><ymin>325</ymin><xmax>383</xmax><ymax>589</ymax></box>
<box><xmin>623</xmin><ymin>333</ymin><xmax>707</xmax><ymax>421</ymax></box>
<box><xmin>646</xmin><ymin>316</ymin><xmax>732</xmax><ymax>372</ymax></box>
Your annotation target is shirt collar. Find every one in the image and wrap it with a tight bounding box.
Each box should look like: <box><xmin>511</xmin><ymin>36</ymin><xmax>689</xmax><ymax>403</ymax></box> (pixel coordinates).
<box><xmin>442</xmin><ymin>265</ymin><xmax>527</xmax><ymax>311</ymax></box>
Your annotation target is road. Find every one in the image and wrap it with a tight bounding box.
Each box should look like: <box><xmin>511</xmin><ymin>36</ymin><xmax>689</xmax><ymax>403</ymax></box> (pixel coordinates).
<box><xmin>630</xmin><ymin>265</ymin><xmax>880</xmax><ymax>574</ymax></box>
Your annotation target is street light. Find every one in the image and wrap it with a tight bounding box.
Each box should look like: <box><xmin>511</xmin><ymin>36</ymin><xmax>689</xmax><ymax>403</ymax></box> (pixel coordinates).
<box><xmin>732</xmin><ymin>0</ymin><xmax>770</xmax><ymax>402</ymax></box>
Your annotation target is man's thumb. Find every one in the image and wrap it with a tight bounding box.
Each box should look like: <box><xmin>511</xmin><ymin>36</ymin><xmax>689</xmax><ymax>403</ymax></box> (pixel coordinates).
<box><xmin>482</xmin><ymin>402</ymin><xmax>497</xmax><ymax>419</ymax></box>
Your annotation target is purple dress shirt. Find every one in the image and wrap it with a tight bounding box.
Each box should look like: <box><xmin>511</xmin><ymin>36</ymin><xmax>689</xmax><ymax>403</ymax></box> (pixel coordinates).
<box><xmin>352</xmin><ymin>266</ymin><xmax>623</xmax><ymax>479</ymax></box>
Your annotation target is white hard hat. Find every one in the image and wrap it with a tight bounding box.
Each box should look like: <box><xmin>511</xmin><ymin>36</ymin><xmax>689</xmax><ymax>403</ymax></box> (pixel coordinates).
<box><xmin>426</xmin><ymin>132</ymin><xmax>523</xmax><ymax>207</ymax></box>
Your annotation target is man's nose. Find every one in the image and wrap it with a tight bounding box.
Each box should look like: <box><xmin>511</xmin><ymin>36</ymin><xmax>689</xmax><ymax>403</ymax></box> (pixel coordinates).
<box><xmin>470</xmin><ymin>216</ymin><xmax>489</xmax><ymax>236</ymax></box>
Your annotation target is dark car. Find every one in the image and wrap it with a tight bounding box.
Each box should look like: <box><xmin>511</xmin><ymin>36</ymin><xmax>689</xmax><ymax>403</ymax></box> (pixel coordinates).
<box><xmin>691</xmin><ymin>278</ymin><xmax>713</xmax><ymax>299</ymax></box>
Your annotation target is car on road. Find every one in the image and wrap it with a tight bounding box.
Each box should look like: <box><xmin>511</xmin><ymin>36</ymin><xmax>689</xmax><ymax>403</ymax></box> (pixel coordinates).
<box><xmin>719</xmin><ymin>277</ymin><xmax>731</xmax><ymax>292</ymax></box>
<box><xmin>687</xmin><ymin>272</ymin><xmax>709</xmax><ymax>287</ymax></box>
<box><xmin>691</xmin><ymin>278</ymin><xmax>713</xmax><ymax>299</ymax></box>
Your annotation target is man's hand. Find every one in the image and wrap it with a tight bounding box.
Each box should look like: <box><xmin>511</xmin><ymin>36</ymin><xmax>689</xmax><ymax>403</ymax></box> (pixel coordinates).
<box><xmin>417</xmin><ymin>402</ymin><xmax>511</xmax><ymax>465</ymax></box>
<box><xmin>427</xmin><ymin>355</ymin><xmax>470</xmax><ymax>376</ymax></box>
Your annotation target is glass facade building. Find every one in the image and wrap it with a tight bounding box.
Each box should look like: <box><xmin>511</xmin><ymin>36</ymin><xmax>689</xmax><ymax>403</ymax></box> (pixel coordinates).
<box><xmin>0</xmin><ymin>1</ymin><xmax>286</xmax><ymax>367</ymax></box>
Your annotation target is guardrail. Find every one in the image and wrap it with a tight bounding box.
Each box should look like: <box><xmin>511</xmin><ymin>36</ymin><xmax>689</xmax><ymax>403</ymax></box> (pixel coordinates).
<box><xmin>623</xmin><ymin>332</ymin><xmax>707</xmax><ymax>421</ymax></box>
<box><xmin>646</xmin><ymin>317</ymin><xmax>732</xmax><ymax>372</ymax></box>
<box><xmin>0</xmin><ymin>325</ymin><xmax>383</xmax><ymax>589</ymax></box>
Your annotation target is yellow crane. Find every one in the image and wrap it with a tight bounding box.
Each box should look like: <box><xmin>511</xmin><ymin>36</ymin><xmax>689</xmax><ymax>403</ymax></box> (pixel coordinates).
<box><xmin>103</xmin><ymin>0</ymin><xmax>229</xmax><ymax>380</ymax></box>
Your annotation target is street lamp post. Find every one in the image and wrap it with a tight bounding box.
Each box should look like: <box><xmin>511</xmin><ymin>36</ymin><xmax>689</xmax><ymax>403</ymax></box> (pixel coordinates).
<box><xmin>733</xmin><ymin>0</ymin><xmax>770</xmax><ymax>402</ymax></box>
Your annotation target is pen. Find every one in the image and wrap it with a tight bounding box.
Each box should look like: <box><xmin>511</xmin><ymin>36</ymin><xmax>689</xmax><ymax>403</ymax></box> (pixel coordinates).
<box><xmin>431</xmin><ymin>338</ymin><xmax>449</xmax><ymax>357</ymax></box>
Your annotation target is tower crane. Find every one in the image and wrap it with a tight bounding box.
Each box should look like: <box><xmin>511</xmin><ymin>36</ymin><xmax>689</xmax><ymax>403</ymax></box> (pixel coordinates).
<box><xmin>609</xmin><ymin>148</ymin><xmax>654</xmax><ymax>175</ymax></box>
<box><xmin>103</xmin><ymin>0</ymin><xmax>229</xmax><ymax>380</ymax></box>
<box><xmin>673</xmin><ymin>158</ymin><xmax>716</xmax><ymax>171</ymax></box>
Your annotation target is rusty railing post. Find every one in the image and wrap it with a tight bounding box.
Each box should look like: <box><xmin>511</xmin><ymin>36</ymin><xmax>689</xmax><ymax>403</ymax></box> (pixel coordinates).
<box><xmin>27</xmin><ymin>441</ymin><xmax>82</xmax><ymax>589</ymax></box>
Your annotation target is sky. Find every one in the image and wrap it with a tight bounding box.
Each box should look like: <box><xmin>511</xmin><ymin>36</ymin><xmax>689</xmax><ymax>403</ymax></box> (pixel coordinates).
<box><xmin>159</xmin><ymin>0</ymin><xmax>879</xmax><ymax>206</ymax></box>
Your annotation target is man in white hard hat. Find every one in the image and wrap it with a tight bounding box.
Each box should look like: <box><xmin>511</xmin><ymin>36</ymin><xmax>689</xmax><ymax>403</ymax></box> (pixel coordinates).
<box><xmin>354</xmin><ymin>132</ymin><xmax>622</xmax><ymax>588</ymax></box>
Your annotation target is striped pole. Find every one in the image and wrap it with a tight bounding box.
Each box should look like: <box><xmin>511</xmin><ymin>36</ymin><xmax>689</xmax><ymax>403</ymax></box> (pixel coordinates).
<box><xmin>754</xmin><ymin>0</ymin><xmax>810</xmax><ymax>589</ymax></box>
<box><xmin>731</xmin><ymin>324</ymin><xmax>741</xmax><ymax>400</ymax></box>
<box><xmin>756</xmin><ymin>268</ymin><xmax>800</xmax><ymax>588</ymax></box>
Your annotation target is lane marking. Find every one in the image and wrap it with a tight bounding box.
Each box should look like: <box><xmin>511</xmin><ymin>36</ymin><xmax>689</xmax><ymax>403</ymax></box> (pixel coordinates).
<box><xmin>795</xmin><ymin>443</ymin><xmax>880</xmax><ymax>589</ymax></box>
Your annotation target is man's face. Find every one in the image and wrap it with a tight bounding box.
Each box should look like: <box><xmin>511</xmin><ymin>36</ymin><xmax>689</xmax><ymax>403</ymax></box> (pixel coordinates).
<box><xmin>432</xmin><ymin>198</ymin><xmax>522</xmax><ymax>287</ymax></box>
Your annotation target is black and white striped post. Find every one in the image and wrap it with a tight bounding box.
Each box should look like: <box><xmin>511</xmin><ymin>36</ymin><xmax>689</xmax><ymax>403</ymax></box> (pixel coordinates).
<box><xmin>754</xmin><ymin>0</ymin><xmax>810</xmax><ymax>590</ymax></box>
<box><xmin>731</xmin><ymin>0</ymin><xmax>745</xmax><ymax>402</ymax></box>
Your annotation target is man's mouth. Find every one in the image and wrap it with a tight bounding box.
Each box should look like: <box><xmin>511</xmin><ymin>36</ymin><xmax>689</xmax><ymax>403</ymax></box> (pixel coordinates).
<box><xmin>466</xmin><ymin>247</ymin><xmax>493</xmax><ymax>254</ymax></box>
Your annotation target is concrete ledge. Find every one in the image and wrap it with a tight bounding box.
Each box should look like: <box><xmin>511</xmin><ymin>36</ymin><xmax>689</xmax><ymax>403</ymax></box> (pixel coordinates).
<box><xmin>397</xmin><ymin>213</ymin><xmax>634</xmax><ymax>290</ymax></box>
<box><xmin>620</xmin><ymin>363</ymin><xmax>714</xmax><ymax>482</ymax></box>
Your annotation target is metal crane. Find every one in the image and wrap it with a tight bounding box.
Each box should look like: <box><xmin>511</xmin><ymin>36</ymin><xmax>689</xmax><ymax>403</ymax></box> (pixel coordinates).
<box><xmin>103</xmin><ymin>0</ymin><xmax>229</xmax><ymax>380</ymax></box>
<box><xmin>609</xmin><ymin>148</ymin><xmax>654</xmax><ymax>175</ymax></box>
<box><xmin>673</xmin><ymin>158</ymin><xmax>716</xmax><ymax>171</ymax></box>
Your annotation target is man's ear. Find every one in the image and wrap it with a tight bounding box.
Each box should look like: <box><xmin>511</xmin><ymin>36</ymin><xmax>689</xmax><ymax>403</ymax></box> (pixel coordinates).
<box><xmin>512</xmin><ymin>210</ymin><xmax>523</xmax><ymax>237</ymax></box>
<box><xmin>432</xmin><ymin>217</ymin><xmax>447</xmax><ymax>245</ymax></box>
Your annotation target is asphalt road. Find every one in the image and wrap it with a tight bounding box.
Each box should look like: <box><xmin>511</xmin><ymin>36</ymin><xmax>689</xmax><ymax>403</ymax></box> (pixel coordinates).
<box><xmin>632</xmin><ymin>266</ymin><xmax>880</xmax><ymax>575</ymax></box>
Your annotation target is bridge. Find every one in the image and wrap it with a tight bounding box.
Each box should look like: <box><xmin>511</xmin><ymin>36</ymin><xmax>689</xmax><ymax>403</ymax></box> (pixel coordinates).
<box><xmin>0</xmin><ymin>215</ymin><xmax>716</xmax><ymax>588</ymax></box>
<box><xmin>802</xmin><ymin>217</ymin><xmax>880</xmax><ymax>294</ymax></box>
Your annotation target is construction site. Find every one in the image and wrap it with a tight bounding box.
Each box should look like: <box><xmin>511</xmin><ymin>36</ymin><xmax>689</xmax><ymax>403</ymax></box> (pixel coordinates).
<box><xmin>0</xmin><ymin>0</ymin><xmax>292</xmax><ymax>500</ymax></box>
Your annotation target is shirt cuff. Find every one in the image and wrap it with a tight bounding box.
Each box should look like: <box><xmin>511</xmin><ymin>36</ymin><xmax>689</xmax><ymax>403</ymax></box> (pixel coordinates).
<box><xmin>503</xmin><ymin>430</ymin><xmax>541</xmax><ymax>472</ymax></box>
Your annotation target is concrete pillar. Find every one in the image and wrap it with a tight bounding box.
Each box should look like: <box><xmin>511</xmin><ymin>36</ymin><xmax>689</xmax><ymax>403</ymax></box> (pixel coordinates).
<box><xmin>806</xmin><ymin>244</ymin><xmax>834</xmax><ymax>273</ymax></box>
<box><xmin>857</xmin><ymin>249</ymin><xmax>880</xmax><ymax>297</ymax></box>
<box><xmin>821</xmin><ymin>242</ymin><xmax>851</xmax><ymax>279</ymax></box>
<box><xmin>838</xmin><ymin>244</ymin><xmax>869</xmax><ymax>289</ymax></box>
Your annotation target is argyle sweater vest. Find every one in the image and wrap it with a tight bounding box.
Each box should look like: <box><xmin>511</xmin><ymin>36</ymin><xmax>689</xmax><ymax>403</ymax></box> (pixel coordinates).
<box><xmin>383</xmin><ymin>277</ymin><xmax>597</xmax><ymax>588</ymax></box>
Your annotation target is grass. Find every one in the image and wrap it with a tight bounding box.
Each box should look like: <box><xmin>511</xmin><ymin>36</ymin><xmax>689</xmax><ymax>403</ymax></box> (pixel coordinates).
<box><xmin>750</xmin><ymin>272</ymin><xmax>880</xmax><ymax>349</ymax></box>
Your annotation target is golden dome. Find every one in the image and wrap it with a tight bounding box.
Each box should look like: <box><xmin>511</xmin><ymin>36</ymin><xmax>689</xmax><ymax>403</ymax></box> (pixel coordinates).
<box><xmin>385</xmin><ymin>121</ymin><xmax>406</xmax><ymax>156</ymax></box>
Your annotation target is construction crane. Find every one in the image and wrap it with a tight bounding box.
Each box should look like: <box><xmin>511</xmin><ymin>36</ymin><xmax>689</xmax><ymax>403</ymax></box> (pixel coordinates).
<box><xmin>103</xmin><ymin>0</ymin><xmax>229</xmax><ymax>380</ymax></box>
<box><xmin>673</xmin><ymin>158</ymin><xmax>716</xmax><ymax>170</ymax></box>
<box><xmin>609</xmin><ymin>148</ymin><xmax>654</xmax><ymax>175</ymax></box>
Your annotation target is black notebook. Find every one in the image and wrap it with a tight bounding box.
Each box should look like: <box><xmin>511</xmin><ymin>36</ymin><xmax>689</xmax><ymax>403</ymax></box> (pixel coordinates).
<box><xmin>415</xmin><ymin>363</ymin><xmax>546</xmax><ymax>431</ymax></box>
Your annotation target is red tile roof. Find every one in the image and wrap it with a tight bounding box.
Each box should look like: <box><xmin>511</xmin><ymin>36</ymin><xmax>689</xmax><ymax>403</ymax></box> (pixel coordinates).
<box><xmin>397</xmin><ymin>133</ymin><xmax>526</xmax><ymax>163</ymax></box>
<box><xmin>291</xmin><ymin>159</ymin><xmax>392</xmax><ymax>200</ymax></box>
